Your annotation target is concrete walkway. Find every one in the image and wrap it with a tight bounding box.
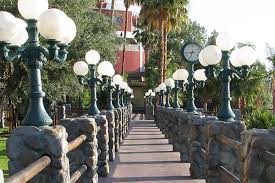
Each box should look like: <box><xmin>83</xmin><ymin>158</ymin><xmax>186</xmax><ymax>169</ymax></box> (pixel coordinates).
<box><xmin>99</xmin><ymin>116</ymin><xmax>205</xmax><ymax>183</ymax></box>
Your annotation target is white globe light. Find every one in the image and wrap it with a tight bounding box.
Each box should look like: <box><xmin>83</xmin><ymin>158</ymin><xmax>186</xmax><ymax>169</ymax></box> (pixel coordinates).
<box><xmin>9</xmin><ymin>18</ymin><xmax>29</xmax><ymax>46</ymax></box>
<box><xmin>113</xmin><ymin>74</ymin><xmax>123</xmax><ymax>85</ymax></box>
<box><xmin>173</xmin><ymin>69</ymin><xmax>189</xmax><ymax>81</ymax></box>
<box><xmin>151</xmin><ymin>92</ymin><xmax>156</xmax><ymax>97</ymax></box>
<box><xmin>159</xmin><ymin>83</ymin><xmax>166</xmax><ymax>91</ymax></box>
<box><xmin>148</xmin><ymin>89</ymin><xmax>153</xmax><ymax>93</ymax></box>
<box><xmin>85</xmin><ymin>50</ymin><xmax>100</xmax><ymax>65</ymax></box>
<box><xmin>98</xmin><ymin>61</ymin><xmax>114</xmax><ymax>77</ymax></box>
<box><xmin>194</xmin><ymin>69</ymin><xmax>207</xmax><ymax>81</ymax></box>
<box><xmin>18</xmin><ymin>0</ymin><xmax>49</xmax><ymax>20</ymax></box>
<box><xmin>230</xmin><ymin>49</ymin><xmax>242</xmax><ymax>67</ymax></box>
<box><xmin>201</xmin><ymin>45</ymin><xmax>222</xmax><ymax>65</ymax></box>
<box><xmin>216</xmin><ymin>32</ymin><xmax>236</xmax><ymax>51</ymax></box>
<box><xmin>130</xmin><ymin>95</ymin><xmax>134</xmax><ymax>99</ymax></box>
<box><xmin>155</xmin><ymin>87</ymin><xmax>160</xmax><ymax>93</ymax></box>
<box><xmin>73</xmin><ymin>61</ymin><xmax>89</xmax><ymax>76</ymax></box>
<box><xmin>145</xmin><ymin>92</ymin><xmax>149</xmax><ymax>97</ymax></box>
<box><xmin>37</xmin><ymin>8</ymin><xmax>68</xmax><ymax>40</ymax></box>
<box><xmin>59</xmin><ymin>17</ymin><xmax>76</xmax><ymax>44</ymax></box>
<box><xmin>199</xmin><ymin>51</ymin><xmax>208</xmax><ymax>67</ymax></box>
<box><xmin>236</xmin><ymin>46</ymin><xmax>257</xmax><ymax>66</ymax></box>
<box><xmin>0</xmin><ymin>11</ymin><xmax>18</xmax><ymax>42</ymax></box>
<box><xmin>164</xmin><ymin>78</ymin><xmax>175</xmax><ymax>88</ymax></box>
<box><xmin>120</xmin><ymin>82</ymin><xmax>128</xmax><ymax>90</ymax></box>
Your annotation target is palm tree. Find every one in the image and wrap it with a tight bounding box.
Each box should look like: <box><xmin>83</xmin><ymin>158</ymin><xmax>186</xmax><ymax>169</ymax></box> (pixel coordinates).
<box><xmin>111</xmin><ymin>0</ymin><xmax>116</xmax><ymax>24</ymax></box>
<box><xmin>266</xmin><ymin>45</ymin><xmax>275</xmax><ymax>114</ymax></box>
<box><xmin>121</xmin><ymin>0</ymin><xmax>141</xmax><ymax>76</ymax></box>
<box><xmin>139</xmin><ymin>0</ymin><xmax>188</xmax><ymax>83</ymax></box>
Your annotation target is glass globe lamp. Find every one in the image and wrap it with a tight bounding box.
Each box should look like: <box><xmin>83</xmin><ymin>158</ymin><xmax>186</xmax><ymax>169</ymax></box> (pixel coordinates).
<box><xmin>73</xmin><ymin>61</ymin><xmax>89</xmax><ymax>76</ymax></box>
<box><xmin>194</xmin><ymin>69</ymin><xmax>207</xmax><ymax>81</ymax></box>
<box><xmin>216</xmin><ymin>32</ymin><xmax>236</xmax><ymax>51</ymax></box>
<box><xmin>235</xmin><ymin>46</ymin><xmax>257</xmax><ymax>66</ymax></box>
<box><xmin>173</xmin><ymin>69</ymin><xmax>189</xmax><ymax>81</ymax></box>
<box><xmin>164</xmin><ymin>78</ymin><xmax>175</xmax><ymax>88</ymax></box>
<box><xmin>37</xmin><ymin>9</ymin><xmax>68</xmax><ymax>41</ymax></box>
<box><xmin>18</xmin><ymin>0</ymin><xmax>49</xmax><ymax>20</ymax></box>
<box><xmin>59</xmin><ymin>17</ymin><xmax>77</xmax><ymax>44</ymax></box>
<box><xmin>199</xmin><ymin>51</ymin><xmax>208</xmax><ymax>67</ymax></box>
<box><xmin>98</xmin><ymin>61</ymin><xmax>114</xmax><ymax>77</ymax></box>
<box><xmin>9</xmin><ymin>18</ymin><xmax>29</xmax><ymax>46</ymax></box>
<box><xmin>201</xmin><ymin>45</ymin><xmax>222</xmax><ymax>65</ymax></box>
<box><xmin>85</xmin><ymin>50</ymin><xmax>100</xmax><ymax>65</ymax></box>
<box><xmin>0</xmin><ymin>11</ymin><xmax>18</xmax><ymax>42</ymax></box>
<box><xmin>113</xmin><ymin>74</ymin><xmax>123</xmax><ymax>85</ymax></box>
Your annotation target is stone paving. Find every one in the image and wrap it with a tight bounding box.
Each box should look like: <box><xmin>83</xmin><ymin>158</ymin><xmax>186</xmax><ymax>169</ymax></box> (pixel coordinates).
<box><xmin>99</xmin><ymin>115</ymin><xmax>205</xmax><ymax>183</ymax></box>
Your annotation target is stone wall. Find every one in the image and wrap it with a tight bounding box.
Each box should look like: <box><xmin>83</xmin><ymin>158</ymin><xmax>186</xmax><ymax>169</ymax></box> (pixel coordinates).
<box><xmin>105</xmin><ymin>110</ymin><xmax>116</xmax><ymax>162</ymax></box>
<box><xmin>60</xmin><ymin>118</ymin><xmax>98</xmax><ymax>183</ymax></box>
<box><xmin>113</xmin><ymin>109</ymin><xmax>121</xmax><ymax>152</ymax></box>
<box><xmin>95</xmin><ymin>114</ymin><xmax>109</xmax><ymax>177</ymax></box>
<box><xmin>189</xmin><ymin>114</ymin><xmax>218</xmax><ymax>179</ymax></box>
<box><xmin>7</xmin><ymin>126</ymin><xmax>70</xmax><ymax>183</ymax></box>
<box><xmin>241</xmin><ymin>128</ymin><xmax>275</xmax><ymax>183</ymax></box>
<box><xmin>145</xmin><ymin>104</ymin><xmax>154</xmax><ymax>120</ymax></box>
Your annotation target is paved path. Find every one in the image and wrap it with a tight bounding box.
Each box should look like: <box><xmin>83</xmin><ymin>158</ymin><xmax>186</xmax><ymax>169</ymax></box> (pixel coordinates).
<box><xmin>99</xmin><ymin>117</ymin><xmax>205</xmax><ymax>183</ymax></box>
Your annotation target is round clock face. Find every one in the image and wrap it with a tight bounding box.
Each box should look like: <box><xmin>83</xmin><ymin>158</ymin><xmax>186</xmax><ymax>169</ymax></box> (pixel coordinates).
<box><xmin>182</xmin><ymin>43</ymin><xmax>202</xmax><ymax>63</ymax></box>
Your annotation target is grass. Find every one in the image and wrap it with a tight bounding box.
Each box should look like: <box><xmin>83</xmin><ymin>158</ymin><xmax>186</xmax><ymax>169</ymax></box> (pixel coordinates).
<box><xmin>0</xmin><ymin>128</ymin><xmax>9</xmax><ymax>178</ymax></box>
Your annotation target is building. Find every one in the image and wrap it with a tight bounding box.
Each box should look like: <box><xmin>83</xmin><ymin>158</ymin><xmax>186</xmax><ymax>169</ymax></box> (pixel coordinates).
<box><xmin>98</xmin><ymin>0</ymin><xmax>146</xmax><ymax>113</ymax></box>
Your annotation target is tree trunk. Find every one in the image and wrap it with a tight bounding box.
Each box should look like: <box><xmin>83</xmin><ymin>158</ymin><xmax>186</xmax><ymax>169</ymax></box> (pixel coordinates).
<box><xmin>144</xmin><ymin>46</ymin><xmax>151</xmax><ymax>64</ymax></box>
<box><xmin>159</xmin><ymin>17</ymin><xmax>164</xmax><ymax>84</ymax></box>
<box><xmin>163</xmin><ymin>23</ymin><xmax>168</xmax><ymax>80</ymax></box>
<box><xmin>273</xmin><ymin>76</ymin><xmax>275</xmax><ymax>115</ymax></box>
<box><xmin>239</xmin><ymin>96</ymin><xmax>245</xmax><ymax>114</ymax></box>
<box><xmin>121</xmin><ymin>4</ymin><xmax>129</xmax><ymax>76</ymax></box>
<box><xmin>203</xmin><ymin>102</ymin><xmax>208</xmax><ymax>113</ymax></box>
<box><xmin>111</xmin><ymin>0</ymin><xmax>115</xmax><ymax>24</ymax></box>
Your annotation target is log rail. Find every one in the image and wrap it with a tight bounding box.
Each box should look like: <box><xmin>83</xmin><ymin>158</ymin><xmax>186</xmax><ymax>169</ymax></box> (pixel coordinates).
<box><xmin>6</xmin><ymin>134</ymin><xmax>87</xmax><ymax>183</ymax></box>
<box><xmin>215</xmin><ymin>134</ymin><xmax>241</xmax><ymax>183</ymax></box>
<box><xmin>259</xmin><ymin>150</ymin><xmax>275</xmax><ymax>165</ymax></box>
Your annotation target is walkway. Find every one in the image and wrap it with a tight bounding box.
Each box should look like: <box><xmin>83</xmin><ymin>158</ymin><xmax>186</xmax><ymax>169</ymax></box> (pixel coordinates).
<box><xmin>99</xmin><ymin>115</ymin><xmax>205</xmax><ymax>183</ymax></box>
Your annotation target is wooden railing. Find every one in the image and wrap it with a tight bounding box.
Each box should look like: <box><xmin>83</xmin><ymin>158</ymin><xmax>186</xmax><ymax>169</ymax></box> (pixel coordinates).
<box><xmin>216</xmin><ymin>134</ymin><xmax>241</xmax><ymax>150</ymax></box>
<box><xmin>259</xmin><ymin>150</ymin><xmax>275</xmax><ymax>165</ymax></box>
<box><xmin>6</xmin><ymin>134</ymin><xmax>87</xmax><ymax>183</ymax></box>
<box><xmin>215</xmin><ymin>134</ymin><xmax>241</xmax><ymax>183</ymax></box>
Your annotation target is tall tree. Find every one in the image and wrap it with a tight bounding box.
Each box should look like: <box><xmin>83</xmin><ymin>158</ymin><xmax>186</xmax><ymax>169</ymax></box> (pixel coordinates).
<box><xmin>266</xmin><ymin>44</ymin><xmax>275</xmax><ymax>114</ymax></box>
<box><xmin>139</xmin><ymin>0</ymin><xmax>189</xmax><ymax>83</ymax></box>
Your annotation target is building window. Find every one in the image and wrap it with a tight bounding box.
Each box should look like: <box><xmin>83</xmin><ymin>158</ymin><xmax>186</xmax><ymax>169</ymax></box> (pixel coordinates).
<box><xmin>113</xmin><ymin>16</ymin><xmax>123</xmax><ymax>26</ymax></box>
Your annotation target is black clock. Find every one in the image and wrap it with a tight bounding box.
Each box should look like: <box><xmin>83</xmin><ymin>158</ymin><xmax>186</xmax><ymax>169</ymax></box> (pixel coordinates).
<box><xmin>181</xmin><ymin>42</ymin><xmax>202</xmax><ymax>64</ymax></box>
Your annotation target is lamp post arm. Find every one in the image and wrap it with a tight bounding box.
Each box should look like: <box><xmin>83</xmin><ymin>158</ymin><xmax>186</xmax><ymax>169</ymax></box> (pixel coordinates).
<box><xmin>47</xmin><ymin>40</ymin><xmax>69</xmax><ymax>63</ymax></box>
<box><xmin>205</xmin><ymin>65</ymin><xmax>219</xmax><ymax>79</ymax></box>
<box><xmin>194</xmin><ymin>80</ymin><xmax>205</xmax><ymax>88</ymax></box>
<box><xmin>0</xmin><ymin>42</ymin><xmax>25</xmax><ymax>62</ymax></box>
<box><xmin>231</xmin><ymin>66</ymin><xmax>249</xmax><ymax>79</ymax></box>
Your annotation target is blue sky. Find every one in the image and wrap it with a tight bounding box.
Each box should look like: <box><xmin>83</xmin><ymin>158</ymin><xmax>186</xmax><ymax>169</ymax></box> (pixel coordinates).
<box><xmin>188</xmin><ymin>0</ymin><xmax>275</xmax><ymax>67</ymax></box>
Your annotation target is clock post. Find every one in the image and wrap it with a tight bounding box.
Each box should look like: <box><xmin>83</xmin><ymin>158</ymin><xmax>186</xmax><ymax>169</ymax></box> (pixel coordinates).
<box><xmin>181</xmin><ymin>42</ymin><xmax>202</xmax><ymax>113</ymax></box>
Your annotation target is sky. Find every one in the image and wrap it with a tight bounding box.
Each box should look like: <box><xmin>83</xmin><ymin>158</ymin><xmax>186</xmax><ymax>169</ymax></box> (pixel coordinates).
<box><xmin>188</xmin><ymin>0</ymin><xmax>275</xmax><ymax>68</ymax></box>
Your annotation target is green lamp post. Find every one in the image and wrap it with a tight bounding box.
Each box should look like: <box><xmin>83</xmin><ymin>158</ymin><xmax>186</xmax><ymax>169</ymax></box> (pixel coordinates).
<box><xmin>120</xmin><ymin>81</ymin><xmax>128</xmax><ymax>107</ymax></box>
<box><xmin>97</xmin><ymin>61</ymin><xmax>116</xmax><ymax>110</ymax></box>
<box><xmin>200</xmin><ymin>32</ymin><xmax>256</xmax><ymax>122</ymax></box>
<box><xmin>0</xmin><ymin>0</ymin><xmax>76</xmax><ymax>127</ymax></box>
<box><xmin>113</xmin><ymin>74</ymin><xmax>123</xmax><ymax>108</ymax></box>
<box><xmin>158</xmin><ymin>83</ymin><xmax>166</xmax><ymax>106</ymax></box>
<box><xmin>172</xmin><ymin>69</ymin><xmax>189</xmax><ymax>109</ymax></box>
<box><xmin>74</xmin><ymin>52</ymin><xmax>115</xmax><ymax>115</ymax></box>
<box><xmin>164</xmin><ymin>78</ymin><xmax>175</xmax><ymax>108</ymax></box>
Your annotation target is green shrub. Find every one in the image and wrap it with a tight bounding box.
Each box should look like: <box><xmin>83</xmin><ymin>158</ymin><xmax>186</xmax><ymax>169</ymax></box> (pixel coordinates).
<box><xmin>245</xmin><ymin>110</ymin><xmax>275</xmax><ymax>129</ymax></box>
